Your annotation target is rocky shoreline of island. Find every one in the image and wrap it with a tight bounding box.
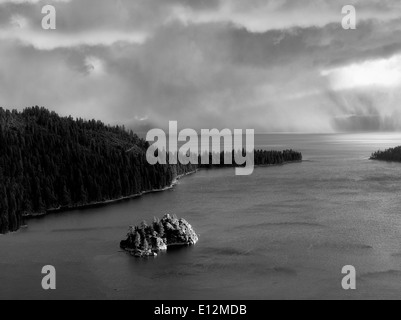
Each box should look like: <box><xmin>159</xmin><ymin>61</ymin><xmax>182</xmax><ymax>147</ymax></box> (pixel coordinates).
<box><xmin>120</xmin><ymin>214</ymin><xmax>199</xmax><ymax>258</ymax></box>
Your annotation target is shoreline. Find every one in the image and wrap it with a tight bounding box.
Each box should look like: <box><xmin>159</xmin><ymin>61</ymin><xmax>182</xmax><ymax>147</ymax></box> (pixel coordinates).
<box><xmin>370</xmin><ymin>158</ymin><xmax>401</xmax><ymax>163</ymax></box>
<box><xmin>22</xmin><ymin>160</ymin><xmax>303</xmax><ymax>221</ymax></box>
<box><xmin>23</xmin><ymin>169</ymin><xmax>198</xmax><ymax>220</ymax></box>
<box><xmin>255</xmin><ymin>160</ymin><xmax>304</xmax><ymax>168</ymax></box>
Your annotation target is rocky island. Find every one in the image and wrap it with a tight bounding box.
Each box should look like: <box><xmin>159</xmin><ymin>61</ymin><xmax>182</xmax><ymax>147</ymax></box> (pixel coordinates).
<box><xmin>120</xmin><ymin>214</ymin><xmax>199</xmax><ymax>258</ymax></box>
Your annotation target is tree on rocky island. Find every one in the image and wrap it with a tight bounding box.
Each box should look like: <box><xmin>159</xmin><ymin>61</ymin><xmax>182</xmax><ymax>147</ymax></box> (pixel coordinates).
<box><xmin>134</xmin><ymin>232</ymin><xmax>141</xmax><ymax>249</ymax></box>
<box><xmin>142</xmin><ymin>238</ymin><xmax>149</xmax><ymax>251</ymax></box>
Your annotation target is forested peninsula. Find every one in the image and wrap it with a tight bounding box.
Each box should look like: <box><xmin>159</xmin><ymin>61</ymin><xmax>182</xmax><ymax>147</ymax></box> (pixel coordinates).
<box><xmin>0</xmin><ymin>107</ymin><xmax>302</xmax><ymax>234</ymax></box>
<box><xmin>371</xmin><ymin>147</ymin><xmax>401</xmax><ymax>162</ymax></box>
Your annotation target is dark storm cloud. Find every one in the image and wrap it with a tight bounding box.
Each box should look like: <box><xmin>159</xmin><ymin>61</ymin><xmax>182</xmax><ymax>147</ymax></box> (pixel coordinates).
<box><xmin>168</xmin><ymin>0</ymin><xmax>221</xmax><ymax>11</ymax></box>
<box><xmin>222</xmin><ymin>18</ymin><xmax>401</xmax><ymax>69</ymax></box>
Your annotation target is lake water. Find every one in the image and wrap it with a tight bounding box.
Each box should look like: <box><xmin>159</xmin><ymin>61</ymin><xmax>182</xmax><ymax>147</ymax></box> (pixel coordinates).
<box><xmin>1</xmin><ymin>133</ymin><xmax>401</xmax><ymax>300</ymax></box>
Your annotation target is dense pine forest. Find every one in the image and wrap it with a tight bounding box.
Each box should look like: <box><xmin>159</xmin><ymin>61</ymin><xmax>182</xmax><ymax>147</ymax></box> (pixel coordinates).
<box><xmin>0</xmin><ymin>107</ymin><xmax>196</xmax><ymax>233</ymax></box>
<box><xmin>371</xmin><ymin>147</ymin><xmax>401</xmax><ymax>162</ymax></box>
<box><xmin>199</xmin><ymin>149</ymin><xmax>302</xmax><ymax>169</ymax></box>
<box><xmin>0</xmin><ymin>107</ymin><xmax>302</xmax><ymax>234</ymax></box>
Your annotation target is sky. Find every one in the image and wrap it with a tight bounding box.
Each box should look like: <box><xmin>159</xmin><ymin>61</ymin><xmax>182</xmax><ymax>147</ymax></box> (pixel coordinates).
<box><xmin>0</xmin><ymin>0</ymin><xmax>401</xmax><ymax>132</ymax></box>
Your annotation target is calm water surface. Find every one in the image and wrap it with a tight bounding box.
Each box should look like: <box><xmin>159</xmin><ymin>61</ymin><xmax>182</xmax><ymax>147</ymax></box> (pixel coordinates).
<box><xmin>1</xmin><ymin>133</ymin><xmax>401</xmax><ymax>300</ymax></box>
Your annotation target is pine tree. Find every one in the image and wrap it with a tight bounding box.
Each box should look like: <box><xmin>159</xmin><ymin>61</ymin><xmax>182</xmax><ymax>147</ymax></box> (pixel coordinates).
<box><xmin>143</xmin><ymin>238</ymin><xmax>149</xmax><ymax>251</ymax></box>
<box><xmin>134</xmin><ymin>232</ymin><xmax>141</xmax><ymax>249</ymax></box>
<box><xmin>158</xmin><ymin>221</ymin><xmax>165</xmax><ymax>238</ymax></box>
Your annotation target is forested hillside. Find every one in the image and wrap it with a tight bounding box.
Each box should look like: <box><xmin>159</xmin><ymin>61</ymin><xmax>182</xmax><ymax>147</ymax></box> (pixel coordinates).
<box><xmin>0</xmin><ymin>107</ymin><xmax>195</xmax><ymax>233</ymax></box>
<box><xmin>0</xmin><ymin>107</ymin><xmax>302</xmax><ymax>234</ymax></box>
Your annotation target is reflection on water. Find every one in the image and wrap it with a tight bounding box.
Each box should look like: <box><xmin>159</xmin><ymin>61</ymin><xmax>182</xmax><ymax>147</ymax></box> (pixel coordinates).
<box><xmin>1</xmin><ymin>133</ymin><xmax>401</xmax><ymax>300</ymax></box>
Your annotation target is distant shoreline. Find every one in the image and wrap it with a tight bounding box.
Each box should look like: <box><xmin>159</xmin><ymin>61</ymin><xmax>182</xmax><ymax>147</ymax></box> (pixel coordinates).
<box><xmin>255</xmin><ymin>160</ymin><xmax>304</xmax><ymax>167</ymax></box>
